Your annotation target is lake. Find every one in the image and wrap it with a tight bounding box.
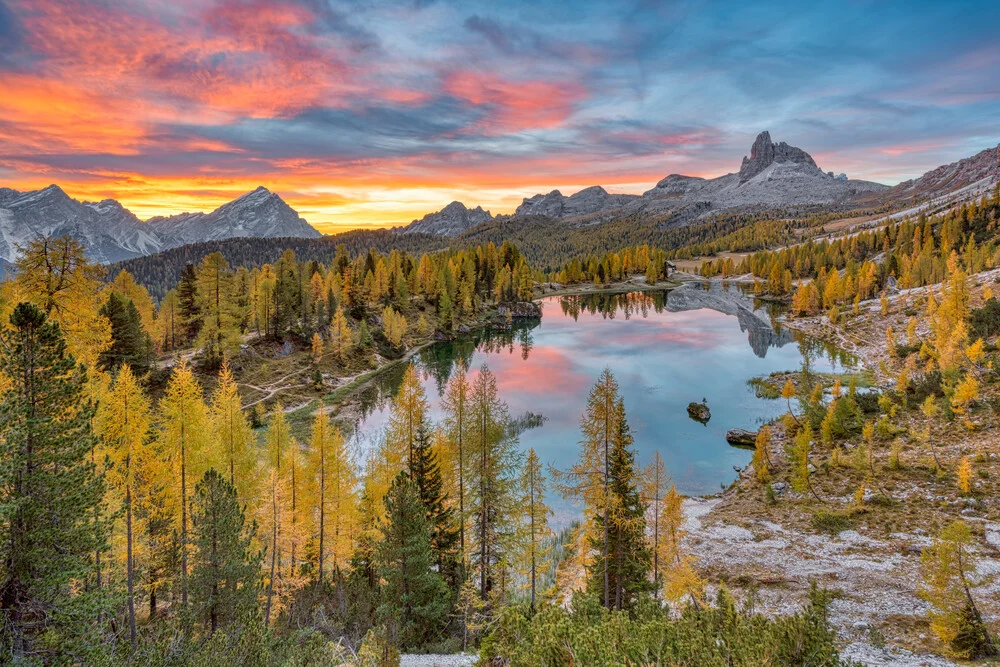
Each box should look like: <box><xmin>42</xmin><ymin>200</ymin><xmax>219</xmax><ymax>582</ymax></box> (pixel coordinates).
<box><xmin>346</xmin><ymin>282</ymin><xmax>853</xmax><ymax>524</ymax></box>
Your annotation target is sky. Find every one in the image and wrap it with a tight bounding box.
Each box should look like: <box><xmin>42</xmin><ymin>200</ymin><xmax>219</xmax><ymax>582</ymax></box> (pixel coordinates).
<box><xmin>1</xmin><ymin>0</ymin><xmax>998</xmax><ymax>233</ymax></box>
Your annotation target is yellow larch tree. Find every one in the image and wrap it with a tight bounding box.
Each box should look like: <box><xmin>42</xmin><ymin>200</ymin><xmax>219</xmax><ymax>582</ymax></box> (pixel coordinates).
<box><xmin>95</xmin><ymin>363</ymin><xmax>152</xmax><ymax>649</ymax></box>
<box><xmin>659</xmin><ymin>484</ymin><xmax>703</xmax><ymax>607</ymax></box>
<box><xmin>331</xmin><ymin>307</ymin><xmax>352</xmax><ymax>360</ymax></box>
<box><xmin>209</xmin><ymin>362</ymin><xmax>258</xmax><ymax>501</ymax></box>
<box><xmin>308</xmin><ymin>406</ymin><xmax>358</xmax><ymax>585</ymax></box>
<box><xmin>385</xmin><ymin>364</ymin><xmax>428</xmax><ymax>473</ymax></box>
<box><xmin>442</xmin><ymin>367</ymin><xmax>472</xmax><ymax>560</ymax></box>
<box><xmin>640</xmin><ymin>451</ymin><xmax>670</xmax><ymax>596</ymax></box>
<box><xmin>159</xmin><ymin>359</ymin><xmax>210</xmax><ymax>608</ymax></box>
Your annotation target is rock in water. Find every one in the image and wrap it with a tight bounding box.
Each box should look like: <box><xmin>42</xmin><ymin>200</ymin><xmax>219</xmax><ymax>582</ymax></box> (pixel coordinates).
<box><xmin>687</xmin><ymin>401</ymin><xmax>711</xmax><ymax>423</ymax></box>
<box><xmin>726</xmin><ymin>428</ymin><xmax>758</xmax><ymax>448</ymax></box>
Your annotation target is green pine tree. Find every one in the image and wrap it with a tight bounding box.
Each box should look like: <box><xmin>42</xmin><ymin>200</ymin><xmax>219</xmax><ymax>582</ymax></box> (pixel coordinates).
<box><xmin>98</xmin><ymin>292</ymin><xmax>153</xmax><ymax>374</ymax></box>
<box><xmin>0</xmin><ymin>303</ymin><xmax>109</xmax><ymax>660</ymax></box>
<box><xmin>376</xmin><ymin>472</ymin><xmax>450</xmax><ymax>650</ymax></box>
<box><xmin>189</xmin><ymin>469</ymin><xmax>263</xmax><ymax>635</ymax></box>
<box><xmin>410</xmin><ymin>425</ymin><xmax>460</xmax><ymax>588</ymax></box>
<box><xmin>586</xmin><ymin>399</ymin><xmax>651</xmax><ymax>610</ymax></box>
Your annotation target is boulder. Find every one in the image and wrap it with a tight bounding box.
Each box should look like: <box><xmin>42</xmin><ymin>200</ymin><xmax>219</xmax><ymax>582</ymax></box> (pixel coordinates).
<box><xmin>687</xmin><ymin>401</ymin><xmax>711</xmax><ymax>423</ymax></box>
<box><xmin>498</xmin><ymin>301</ymin><xmax>542</xmax><ymax>319</ymax></box>
<box><xmin>726</xmin><ymin>428</ymin><xmax>758</xmax><ymax>447</ymax></box>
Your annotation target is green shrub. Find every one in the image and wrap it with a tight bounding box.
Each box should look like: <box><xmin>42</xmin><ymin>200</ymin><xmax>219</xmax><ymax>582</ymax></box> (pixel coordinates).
<box><xmin>811</xmin><ymin>511</ymin><xmax>854</xmax><ymax>535</ymax></box>
<box><xmin>481</xmin><ymin>586</ymin><xmax>850</xmax><ymax>666</ymax></box>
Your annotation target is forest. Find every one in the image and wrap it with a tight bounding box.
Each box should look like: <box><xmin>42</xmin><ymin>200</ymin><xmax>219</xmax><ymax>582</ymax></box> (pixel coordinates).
<box><xmin>0</xmin><ymin>233</ymin><xmax>854</xmax><ymax>665</ymax></box>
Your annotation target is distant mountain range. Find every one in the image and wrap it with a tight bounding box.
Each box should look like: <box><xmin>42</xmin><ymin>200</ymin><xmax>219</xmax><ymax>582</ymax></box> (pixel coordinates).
<box><xmin>0</xmin><ymin>185</ymin><xmax>320</xmax><ymax>267</ymax></box>
<box><xmin>403</xmin><ymin>131</ymin><xmax>1000</xmax><ymax>236</ymax></box>
<box><xmin>3</xmin><ymin>131</ymin><xmax>998</xmax><ymax>272</ymax></box>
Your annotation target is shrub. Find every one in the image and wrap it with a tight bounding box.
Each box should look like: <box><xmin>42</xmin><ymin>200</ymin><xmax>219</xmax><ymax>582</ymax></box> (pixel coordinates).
<box><xmin>481</xmin><ymin>586</ymin><xmax>848</xmax><ymax>666</ymax></box>
<box><xmin>811</xmin><ymin>511</ymin><xmax>854</xmax><ymax>535</ymax></box>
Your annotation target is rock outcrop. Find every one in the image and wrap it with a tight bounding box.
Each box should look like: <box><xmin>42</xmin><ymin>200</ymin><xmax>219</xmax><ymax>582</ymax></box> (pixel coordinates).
<box><xmin>726</xmin><ymin>428</ymin><xmax>758</xmax><ymax>447</ymax></box>
<box><xmin>738</xmin><ymin>131</ymin><xmax>819</xmax><ymax>183</ymax></box>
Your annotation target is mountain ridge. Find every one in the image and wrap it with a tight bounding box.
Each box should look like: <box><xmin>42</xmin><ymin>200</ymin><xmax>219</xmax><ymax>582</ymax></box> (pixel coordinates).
<box><xmin>0</xmin><ymin>185</ymin><xmax>321</xmax><ymax>266</ymax></box>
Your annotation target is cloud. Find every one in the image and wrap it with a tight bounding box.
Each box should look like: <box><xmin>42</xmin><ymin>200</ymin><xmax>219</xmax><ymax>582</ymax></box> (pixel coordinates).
<box><xmin>0</xmin><ymin>0</ymin><xmax>998</xmax><ymax>229</ymax></box>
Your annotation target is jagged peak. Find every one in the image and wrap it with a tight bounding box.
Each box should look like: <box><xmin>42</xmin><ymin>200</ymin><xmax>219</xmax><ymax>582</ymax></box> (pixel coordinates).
<box><xmin>738</xmin><ymin>131</ymin><xmax>819</xmax><ymax>183</ymax></box>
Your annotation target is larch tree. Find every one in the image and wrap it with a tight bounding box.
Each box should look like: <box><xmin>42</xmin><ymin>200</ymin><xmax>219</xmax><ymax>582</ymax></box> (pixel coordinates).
<box><xmin>308</xmin><ymin>406</ymin><xmax>358</xmax><ymax>587</ymax></box>
<box><xmin>556</xmin><ymin>368</ymin><xmax>621</xmax><ymax>609</ymax></box>
<box><xmin>331</xmin><ymin>306</ymin><xmax>352</xmax><ymax>360</ymax></box>
<box><xmin>919</xmin><ymin>520</ymin><xmax>997</xmax><ymax>658</ymax></box>
<box><xmin>519</xmin><ymin>448</ymin><xmax>552</xmax><ymax>614</ymax></box>
<box><xmin>263</xmin><ymin>404</ymin><xmax>291</xmax><ymax>624</ymax></box>
<box><xmin>14</xmin><ymin>235</ymin><xmax>111</xmax><ymax>370</ymax></box>
<box><xmin>442</xmin><ymin>367</ymin><xmax>472</xmax><ymax>561</ymax></box>
<box><xmin>159</xmin><ymin>359</ymin><xmax>211</xmax><ymax>608</ymax></box>
<box><xmin>95</xmin><ymin>363</ymin><xmax>152</xmax><ymax>650</ymax></box>
<box><xmin>467</xmin><ymin>365</ymin><xmax>520</xmax><ymax>600</ymax></box>
<box><xmin>641</xmin><ymin>451</ymin><xmax>670</xmax><ymax>597</ymax></box>
<box><xmin>385</xmin><ymin>364</ymin><xmax>429</xmax><ymax>474</ymax></box>
<box><xmin>209</xmin><ymin>362</ymin><xmax>257</xmax><ymax>499</ymax></box>
<box><xmin>0</xmin><ymin>303</ymin><xmax>109</xmax><ymax>658</ymax></box>
<box><xmin>195</xmin><ymin>252</ymin><xmax>238</xmax><ymax>369</ymax></box>
<box><xmin>659</xmin><ymin>484</ymin><xmax>703</xmax><ymax>607</ymax></box>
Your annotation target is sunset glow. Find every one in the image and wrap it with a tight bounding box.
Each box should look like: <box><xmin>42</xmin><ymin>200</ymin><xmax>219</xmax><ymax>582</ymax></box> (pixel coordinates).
<box><xmin>1</xmin><ymin>0</ymin><xmax>998</xmax><ymax>232</ymax></box>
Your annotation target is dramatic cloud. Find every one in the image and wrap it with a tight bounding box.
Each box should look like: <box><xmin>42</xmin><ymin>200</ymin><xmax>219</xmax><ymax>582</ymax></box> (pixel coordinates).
<box><xmin>0</xmin><ymin>0</ymin><xmax>997</xmax><ymax>231</ymax></box>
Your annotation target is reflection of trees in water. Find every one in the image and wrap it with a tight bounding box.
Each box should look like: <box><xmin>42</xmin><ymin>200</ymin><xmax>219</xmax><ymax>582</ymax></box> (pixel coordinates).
<box><xmin>558</xmin><ymin>291</ymin><xmax>669</xmax><ymax>321</ymax></box>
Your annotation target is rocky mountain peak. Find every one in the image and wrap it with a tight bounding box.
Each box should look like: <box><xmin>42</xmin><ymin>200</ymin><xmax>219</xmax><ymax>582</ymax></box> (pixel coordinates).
<box><xmin>402</xmin><ymin>200</ymin><xmax>493</xmax><ymax>236</ymax></box>
<box><xmin>738</xmin><ymin>131</ymin><xmax>819</xmax><ymax>183</ymax></box>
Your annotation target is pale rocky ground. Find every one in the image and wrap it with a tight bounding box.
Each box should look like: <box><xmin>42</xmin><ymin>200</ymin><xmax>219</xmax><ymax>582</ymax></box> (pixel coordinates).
<box><xmin>679</xmin><ymin>267</ymin><xmax>1000</xmax><ymax>665</ymax></box>
<box><xmin>684</xmin><ymin>495</ymin><xmax>1000</xmax><ymax>666</ymax></box>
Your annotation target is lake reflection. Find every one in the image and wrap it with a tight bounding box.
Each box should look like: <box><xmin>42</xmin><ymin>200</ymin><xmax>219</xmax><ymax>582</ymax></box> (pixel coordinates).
<box><xmin>346</xmin><ymin>284</ymin><xmax>852</xmax><ymax>525</ymax></box>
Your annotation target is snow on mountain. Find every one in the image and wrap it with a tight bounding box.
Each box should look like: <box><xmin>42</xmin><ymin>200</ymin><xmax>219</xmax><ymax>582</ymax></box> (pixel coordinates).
<box><xmin>401</xmin><ymin>200</ymin><xmax>493</xmax><ymax>236</ymax></box>
<box><xmin>0</xmin><ymin>185</ymin><xmax>322</xmax><ymax>266</ymax></box>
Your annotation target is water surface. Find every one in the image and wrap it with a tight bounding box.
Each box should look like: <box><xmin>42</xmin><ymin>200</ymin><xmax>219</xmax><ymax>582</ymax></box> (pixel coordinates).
<box><xmin>347</xmin><ymin>284</ymin><xmax>851</xmax><ymax>523</ymax></box>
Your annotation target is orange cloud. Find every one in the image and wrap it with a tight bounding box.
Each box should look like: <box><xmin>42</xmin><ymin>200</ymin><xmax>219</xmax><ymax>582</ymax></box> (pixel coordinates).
<box><xmin>443</xmin><ymin>70</ymin><xmax>586</xmax><ymax>134</ymax></box>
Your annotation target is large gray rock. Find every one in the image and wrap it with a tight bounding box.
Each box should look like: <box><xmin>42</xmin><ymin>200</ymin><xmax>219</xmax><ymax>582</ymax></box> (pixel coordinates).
<box><xmin>687</xmin><ymin>401</ymin><xmax>711</xmax><ymax>423</ymax></box>
<box><xmin>726</xmin><ymin>428</ymin><xmax>758</xmax><ymax>447</ymax></box>
<box><xmin>738</xmin><ymin>131</ymin><xmax>818</xmax><ymax>183</ymax></box>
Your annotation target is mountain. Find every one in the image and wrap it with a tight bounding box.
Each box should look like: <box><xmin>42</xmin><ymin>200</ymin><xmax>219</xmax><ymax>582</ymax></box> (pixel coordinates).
<box><xmin>881</xmin><ymin>143</ymin><xmax>1000</xmax><ymax>205</ymax></box>
<box><xmin>402</xmin><ymin>200</ymin><xmax>493</xmax><ymax>236</ymax></box>
<box><xmin>515</xmin><ymin>186</ymin><xmax>641</xmax><ymax>219</ymax></box>
<box><xmin>0</xmin><ymin>185</ymin><xmax>322</xmax><ymax>266</ymax></box>
<box><xmin>500</xmin><ymin>131</ymin><xmax>888</xmax><ymax>227</ymax></box>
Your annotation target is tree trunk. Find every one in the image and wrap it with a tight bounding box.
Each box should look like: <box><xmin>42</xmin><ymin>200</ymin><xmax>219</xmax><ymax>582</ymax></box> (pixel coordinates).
<box><xmin>126</xmin><ymin>476</ymin><xmax>137</xmax><ymax>649</ymax></box>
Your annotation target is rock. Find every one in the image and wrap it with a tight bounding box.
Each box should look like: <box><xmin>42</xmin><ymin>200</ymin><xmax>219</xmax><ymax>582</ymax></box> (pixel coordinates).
<box><xmin>771</xmin><ymin>482</ymin><xmax>788</xmax><ymax>495</ymax></box>
<box><xmin>687</xmin><ymin>401</ymin><xmax>711</xmax><ymax>423</ymax></box>
<box><xmin>902</xmin><ymin>544</ymin><xmax>923</xmax><ymax>555</ymax></box>
<box><xmin>498</xmin><ymin>302</ymin><xmax>542</xmax><ymax>319</ymax></box>
<box><xmin>456</xmin><ymin>324</ymin><xmax>471</xmax><ymax>335</ymax></box>
<box><xmin>726</xmin><ymin>428</ymin><xmax>758</xmax><ymax>447</ymax></box>
<box><xmin>738</xmin><ymin>131</ymin><xmax>819</xmax><ymax>184</ymax></box>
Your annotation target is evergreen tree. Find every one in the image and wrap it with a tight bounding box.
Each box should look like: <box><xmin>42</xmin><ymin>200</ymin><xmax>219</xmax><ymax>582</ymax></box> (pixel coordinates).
<box><xmin>376</xmin><ymin>473</ymin><xmax>450</xmax><ymax>650</ymax></box>
<box><xmin>0</xmin><ymin>303</ymin><xmax>109</xmax><ymax>659</ymax></box>
<box><xmin>190</xmin><ymin>469</ymin><xmax>262</xmax><ymax>635</ymax></box>
<box><xmin>177</xmin><ymin>263</ymin><xmax>203</xmax><ymax>343</ymax></box>
<box><xmin>586</xmin><ymin>399</ymin><xmax>651</xmax><ymax>610</ymax></box>
<box><xmin>98</xmin><ymin>292</ymin><xmax>153</xmax><ymax>375</ymax></box>
<box><xmin>410</xmin><ymin>425</ymin><xmax>459</xmax><ymax>586</ymax></box>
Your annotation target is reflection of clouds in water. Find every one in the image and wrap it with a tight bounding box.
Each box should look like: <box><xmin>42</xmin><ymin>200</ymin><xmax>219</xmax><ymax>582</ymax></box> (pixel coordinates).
<box><xmin>345</xmin><ymin>290</ymin><xmax>857</xmax><ymax>516</ymax></box>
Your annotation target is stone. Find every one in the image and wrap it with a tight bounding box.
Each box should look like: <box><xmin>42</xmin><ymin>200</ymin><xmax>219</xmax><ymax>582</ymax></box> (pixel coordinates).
<box><xmin>687</xmin><ymin>401</ymin><xmax>711</xmax><ymax>423</ymax></box>
<box><xmin>726</xmin><ymin>428</ymin><xmax>758</xmax><ymax>447</ymax></box>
